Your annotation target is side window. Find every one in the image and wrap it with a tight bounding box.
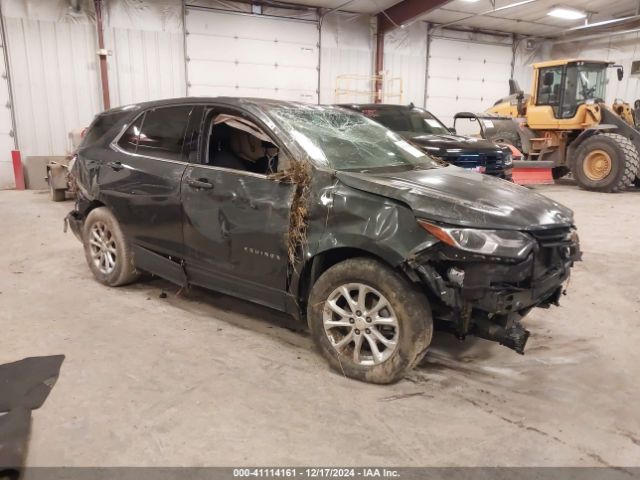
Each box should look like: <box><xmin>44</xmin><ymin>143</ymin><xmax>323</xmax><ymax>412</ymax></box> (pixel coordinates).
<box><xmin>136</xmin><ymin>106</ymin><xmax>193</xmax><ymax>161</ymax></box>
<box><xmin>83</xmin><ymin>111</ymin><xmax>129</xmax><ymax>148</ymax></box>
<box><xmin>205</xmin><ymin>111</ymin><xmax>281</xmax><ymax>175</ymax></box>
<box><xmin>536</xmin><ymin>67</ymin><xmax>564</xmax><ymax>116</ymax></box>
<box><xmin>117</xmin><ymin>114</ymin><xmax>145</xmax><ymax>153</ymax></box>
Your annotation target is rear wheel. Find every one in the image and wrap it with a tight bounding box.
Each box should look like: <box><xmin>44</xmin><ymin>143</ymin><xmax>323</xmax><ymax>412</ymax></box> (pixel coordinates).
<box><xmin>307</xmin><ymin>257</ymin><xmax>432</xmax><ymax>384</ymax></box>
<box><xmin>82</xmin><ymin>207</ymin><xmax>139</xmax><ymax>286</ymax></box>
<box><xmin>572</xmin><ymin>133</ymin><xmax>639</xmax><ymax>192</ymax></box>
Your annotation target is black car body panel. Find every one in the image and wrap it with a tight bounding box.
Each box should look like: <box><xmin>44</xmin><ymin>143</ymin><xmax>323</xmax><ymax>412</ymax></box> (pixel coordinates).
<box><xmin>68</xmin><ymin>97</ymin><xmax>581</xmax><ymax>355</ymax></box>
<box><xmin>339</xmin><ymin>104</ymin><xmax>513</xmax><ymax>179</ymax></box>
<box><xmin>335</xmin><ymin>166</ymin><xmax>573</xmax><ymax>230</ymax></box>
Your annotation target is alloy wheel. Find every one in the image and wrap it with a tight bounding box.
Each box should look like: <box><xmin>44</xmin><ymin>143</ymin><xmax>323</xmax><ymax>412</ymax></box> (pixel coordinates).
<box><xmin>322</xmin><ymin>283</ymin><xmax>399</xmax><ymax>366</ymax></box>
<box><xmin>89</xmin><ymin>221</ymin><xmax>117</xmax><ymax>275</ymax></box>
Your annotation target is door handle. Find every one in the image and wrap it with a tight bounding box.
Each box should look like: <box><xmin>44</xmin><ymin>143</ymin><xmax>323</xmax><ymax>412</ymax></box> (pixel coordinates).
<box><xmin>107</xmin><ymin>161</ymin><xmax>124</xmax><ymax>171</ymax></box>
<box><xmin>187</xmin><ymin>178</ymin><xmax>214</xmax><ymax>190</ymax></box>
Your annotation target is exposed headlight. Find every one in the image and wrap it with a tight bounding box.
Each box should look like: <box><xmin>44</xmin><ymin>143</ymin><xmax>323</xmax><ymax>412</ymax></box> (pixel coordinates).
<box><xmin>418</xmin><ymin>220</ymin><xmax>534</xmax><ymax>259</ymax></box>
<box><xmin>503</xmin><ymin>153</ymin><xmax>513</xmax><ymax>166</ymax></box>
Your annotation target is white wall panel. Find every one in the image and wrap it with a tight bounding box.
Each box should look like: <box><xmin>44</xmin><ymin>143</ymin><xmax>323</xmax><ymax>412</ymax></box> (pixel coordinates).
<box><xmin>0</xmin><ymin>17</ymin><xmax>15</xmax><ymax>188</ymax></box>
<box><xmin>106</xmin><ymin>27</ymin><xmax>185</xmax><ymax>107</ymax></box>
<box><xmin>426</xmin><ymin>37</ymin><xmax>513</xmax><ymax>127</ymax></box>
<box><xmin>1</xmin><ymin>0</ymin><xmax>185</xmax><ymax>160</ymax></box>
<box><xmin>513</xmin><ymin>40</ymin><xmax>551</xmax><ymax>95</ymax></box>
<box><xmin>551</xmin><ymin>33</ymin><xmax>640</xmax><ymax>106</ymax></box>
<box><xmin>186</xmin><ymin>8</ymin><xmax>319</xmax><ymax>102</ymax></box>
<box><xmin>383</xmin><ymin>21</ymin><xmax>426</xmax><ymax>106</ymax></box>
<box><xmin>3</xmin><ymin>16</ymin><xmax>101</xmax><ymax>157</ymax></box>
<box><xmin>320</xmin><ymin>13</ymin><xmax>374</xmax><ymax>104</ymax></box>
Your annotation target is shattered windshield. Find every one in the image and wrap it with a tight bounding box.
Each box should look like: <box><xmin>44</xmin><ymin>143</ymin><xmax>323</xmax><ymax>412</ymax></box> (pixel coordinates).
<box><xmin>362</xmin><ymin>108</ymin><xmax>451</xmax><ymax>136</ymax></box>
<box><xmin>268</xmin><ymin>105</ymin><xmax>443</xmax><ymax>171</ymax></box>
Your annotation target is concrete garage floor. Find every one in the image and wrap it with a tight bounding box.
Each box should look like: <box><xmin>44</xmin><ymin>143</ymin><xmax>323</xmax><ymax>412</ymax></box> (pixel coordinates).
<box><xmin>1</xmin><ymin>185</ymin><xmax>639</xmax><ymax>467</ymax></box>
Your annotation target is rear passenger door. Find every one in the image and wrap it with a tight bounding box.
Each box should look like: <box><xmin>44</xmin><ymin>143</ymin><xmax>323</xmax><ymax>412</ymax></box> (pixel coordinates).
<box><xmin>98</xmin><ymin>105</ymin><xmax>194</xmax><ymax>258</ymax></box>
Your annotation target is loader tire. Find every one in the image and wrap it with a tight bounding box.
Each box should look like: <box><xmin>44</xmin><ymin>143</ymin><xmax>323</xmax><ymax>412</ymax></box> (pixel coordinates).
<box><xmin>572</xmin><ymin>133</ymin><xmax>640</xmax><ymax>192</ymax></box>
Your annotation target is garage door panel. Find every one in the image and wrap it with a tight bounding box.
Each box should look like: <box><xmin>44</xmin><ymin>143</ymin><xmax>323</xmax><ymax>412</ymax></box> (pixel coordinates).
<box><xmin>187</xmin><ymin>11</ymin><xmax>317</xmax><ymax>45</ymax></box>
<box><xmin>428</xmin><ymin>56</ymin><xmax>460</xmax><ymax>75</ymax></box>
<box><xmin>189</xmin><ymin>61</ymin><xmax>317</xmax><ymax>90</ymax></box>
<box><xmin>427</xmin><ymin>77</ymin><xmax>459</xmax><ymax>97</ymax></box>
<box><xmin>186</xmin><ymin>8</ymin><xmax>319</xmax><ymax>102</ymax></box>
<box><xmin>188</xmin><ymin>34</ymin><xmax>317</xmax><ymax>67</ymax></box>
<box><xmin>426</xmin><ymin>38</ymin><xmax>512</xmax><ymax>121</ymax></box>
<box><xmin>483</xmin><ymin>67</ymin><xmax>512</xmax><ymax>83</ymax></box>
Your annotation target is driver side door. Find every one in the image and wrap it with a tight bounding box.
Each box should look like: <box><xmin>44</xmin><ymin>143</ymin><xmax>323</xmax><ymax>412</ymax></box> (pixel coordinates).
<box><xmin>181</xmin><ymin>107</ymin><xmax>296</xmax><ymax>311</ymax></box>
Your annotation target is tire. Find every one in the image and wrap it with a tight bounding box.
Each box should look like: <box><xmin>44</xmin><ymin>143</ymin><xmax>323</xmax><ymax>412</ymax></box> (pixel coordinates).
<box><xmin>48</xmin><ymin>177</ymin><xmax>66</xmax><ymax>202</ymax></box>
<box><xmin>552</xmin><ymin>166</ymin><xmax>570</xmax><ymax>180</ymax></box>
<box><xmin>489</xmin><ymin>132</ymin><xmax>522</xmax><ymax>151</ymax></box>
<box><xmin>82</xmin><ymin>207</ymin><xmax>139</xmax><ymax>287</ymax></box>
<box><xmin>572</xmin><ymin>133</ymin><xmax>640</xmax><ymax>192</ymax></box>
<box><xmin>307</xmin><ymin>257</ymin><xmax>433</xmax><ymax>384</ymax></box>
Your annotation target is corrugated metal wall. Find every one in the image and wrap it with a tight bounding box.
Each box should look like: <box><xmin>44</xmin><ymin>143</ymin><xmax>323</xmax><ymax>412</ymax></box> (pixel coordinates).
<box><xmin>551</xmin><ymin>33</ymin><xmax>640</xmax><ymax>106</ymax></box>
<box><xmin>320</xmin><ymin>12</ymin><xmax>374</xmax><ymax>104</ymax></box>
<box><xmin>0</xmin><ymin>14</ymin><xmax>16</xmax><ymax>189</ymax></box>
<box><xmin>383</xmin><ymin>21</ymin><xmax>427</xmax><ymax>106</ymax></box>
<box><xmin>0</xmin><ymin>0</ymin><xmax>185</xmax><ymax>160</ymax></box>
<box><xmin>105</xmin><ymin>27</ymin><xmax>185</xmax><ymax>107</ymax></box>
<box><xmin>3</xmin><ymin>16</ymin><xmax>101</xmax><ymax>156</ymax></box>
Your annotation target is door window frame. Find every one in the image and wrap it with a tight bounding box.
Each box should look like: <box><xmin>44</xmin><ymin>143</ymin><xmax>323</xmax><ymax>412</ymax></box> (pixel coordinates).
<box><xmin>535</xmin><ymin>66</ymin><xmax>566</xmax><ymax>119</ymax></box>
<box><xmin>110</xmin><ymin>104</ymin><xmax>198</xmax><ymax>165</ymax></box>
<box><xmin>192</xmin><ymin>104</ymin><xmax>296</xmax><ymax>180</ymax></box>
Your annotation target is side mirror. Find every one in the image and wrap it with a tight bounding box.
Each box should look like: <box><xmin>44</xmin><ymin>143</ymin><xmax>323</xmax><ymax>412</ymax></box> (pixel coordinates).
<box><xmin>449</xmin><ymin>127</ymin><xmax>457</xmax><ymax>134</ymax></box>
<box><xmin>543</xmin><ymin>71</ymin><xmax>554</xmax><ymax>86</ymax></box>
<box><xmin>617</xmin><ymin>67</ymin><xmax>623</xmax><ymax>81</ymax></box>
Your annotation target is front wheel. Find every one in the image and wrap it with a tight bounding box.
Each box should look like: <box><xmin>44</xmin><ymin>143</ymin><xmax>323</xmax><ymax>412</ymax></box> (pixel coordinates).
<box><xmin>82</xmin><ymin>207</ymin><xmax>139</xmax><ymax>286</ymax></box>
<box><xmin>307</xmin><ymin>257</ymin><xmax>432</xmax><ymax>384</ymax></box>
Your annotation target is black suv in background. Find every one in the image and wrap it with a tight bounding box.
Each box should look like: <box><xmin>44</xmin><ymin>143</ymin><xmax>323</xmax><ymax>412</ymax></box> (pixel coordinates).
<box><xmin>67</xmin><ymin>98</ymin><xmax>580</xmax><ymax>384</ymax></box>
<box><xmin>340</xmin><ymin>103</ymin><xmax>513</xmax><ymax>180</ymax></box>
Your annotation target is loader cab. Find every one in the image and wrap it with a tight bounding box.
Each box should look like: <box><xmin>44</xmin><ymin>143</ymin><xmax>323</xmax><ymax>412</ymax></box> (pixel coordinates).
<box><xmin>527</xmin><ymin>60</ymin><xmax>614</xmax><ymax>129</ymax></box>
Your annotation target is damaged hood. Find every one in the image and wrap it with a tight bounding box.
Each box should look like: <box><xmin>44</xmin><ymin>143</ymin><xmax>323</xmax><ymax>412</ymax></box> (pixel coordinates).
<box><xmin>335</xmin><ymin>166</ymin><xmax>574</xmax><ymax>230</ymax></box>
<box><xmin>407</xmin><ymin>133</ymin><xmax>503</xmax><ymax>157</ymax></box>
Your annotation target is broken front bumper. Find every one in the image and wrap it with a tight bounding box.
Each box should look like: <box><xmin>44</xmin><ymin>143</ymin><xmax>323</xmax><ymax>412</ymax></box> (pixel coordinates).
<box><xmin>409</xmin><ymin>236</ymin><xmax>581</xmax><ymax>353</ymax></box>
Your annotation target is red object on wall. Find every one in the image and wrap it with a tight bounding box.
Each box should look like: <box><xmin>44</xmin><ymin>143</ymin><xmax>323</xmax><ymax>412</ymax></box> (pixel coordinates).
<box><xmin>12</xmin><ymin>150</ymin><xmax>25</xmax><ymax>190</ymax></box>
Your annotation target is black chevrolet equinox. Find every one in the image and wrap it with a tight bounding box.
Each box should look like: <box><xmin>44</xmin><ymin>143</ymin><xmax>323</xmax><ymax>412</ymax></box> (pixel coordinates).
<box><xmin>67</xmin><ymin>98</ymin><xmax>581</xmax><ymax>384</ymax></box>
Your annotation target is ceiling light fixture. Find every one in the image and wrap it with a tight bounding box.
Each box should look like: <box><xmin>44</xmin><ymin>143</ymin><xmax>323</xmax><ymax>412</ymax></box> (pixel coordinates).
<box><xmin>548</xmin><ymin>6</ymin><xmax>587</xmax><ymax>20</ymax></box>
<box><xmin>460</xmin><ymin>0</ymin><xmax>482</xmax><ymax>3</ymax></box>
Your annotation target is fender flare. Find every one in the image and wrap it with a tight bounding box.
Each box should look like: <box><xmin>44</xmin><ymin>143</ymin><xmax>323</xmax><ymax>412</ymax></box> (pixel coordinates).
<box><xmin>567</xmin><ymin>124</ymin><xmax>618</xmax><ymax>160</ymax></box>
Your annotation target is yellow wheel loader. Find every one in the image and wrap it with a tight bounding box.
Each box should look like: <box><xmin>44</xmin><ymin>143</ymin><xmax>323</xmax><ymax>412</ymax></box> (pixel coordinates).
<box><xmin>487</xmin><ymin>59</ymin><xmax>640</xmax><ymax>192</ymax></box>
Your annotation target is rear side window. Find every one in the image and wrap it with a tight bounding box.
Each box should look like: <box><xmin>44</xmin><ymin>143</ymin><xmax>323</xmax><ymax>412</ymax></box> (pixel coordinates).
<box><xmin>82</xmin><ymin>111</ymin><xmax>128</xmax><ymax>147</ymax></box>
<box><xmin>136</xmin><ymin>106</ymin><xmax>193</xmax><ymax>161</ymax></box>
<box><xmin>117</xmin><ymin>115</ymin><xmax>144</xmax><ymax>153</ymax></box>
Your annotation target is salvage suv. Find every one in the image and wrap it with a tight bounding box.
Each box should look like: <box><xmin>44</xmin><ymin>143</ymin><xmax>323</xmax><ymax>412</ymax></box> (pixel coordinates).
<box><xmin>340</xmin><ymin>103</ymin><xmax>514</xmax><ymax>180</ymax></box>
<box><xmin>67</xmin><ymin>98</ymin><xmax>581</xmax><ymax>384</ymax></box>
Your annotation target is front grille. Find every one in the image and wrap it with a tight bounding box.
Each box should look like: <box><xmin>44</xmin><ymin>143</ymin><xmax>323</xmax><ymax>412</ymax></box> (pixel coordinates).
<box><xmin>530</xmin><ymin>227</ymin><xmax>573</xmax><ymax>247</ymax></box>
<box><xmin>530</xmin><ymin>227</ymin><xmax>575</xmax><ymax>281</ymax></box>
<box><xmin>451</xmin><ymin>153</ymin><xmax>504</xmax><ymax>169</ymax></box>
